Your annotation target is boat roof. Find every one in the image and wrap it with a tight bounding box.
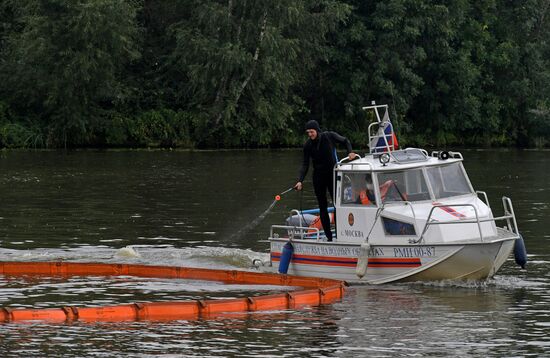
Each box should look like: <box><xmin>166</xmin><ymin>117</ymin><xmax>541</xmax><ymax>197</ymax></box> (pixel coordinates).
<box><xmin>337</xmin><ymin>148</ymin><xmax>464</xmax><ymax>172</ymax></box>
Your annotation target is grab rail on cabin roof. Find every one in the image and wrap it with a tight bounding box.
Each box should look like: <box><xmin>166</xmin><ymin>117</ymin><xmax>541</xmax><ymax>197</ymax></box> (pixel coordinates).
<box><xmin>337</xmin><ymin>154</ymin><xmax>363</xmax><ymax>164</ymax></box>
<box><xmin>335</xmin><ymin>161</ymin><xmax>374</xmax><ymax>171</ymax></box>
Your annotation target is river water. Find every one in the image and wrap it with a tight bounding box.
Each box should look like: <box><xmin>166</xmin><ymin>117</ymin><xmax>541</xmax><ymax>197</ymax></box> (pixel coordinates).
<box><xmin>0</xmin><ymin>149</ymin><xmax>548</xmax><ymax>357</ymax></box>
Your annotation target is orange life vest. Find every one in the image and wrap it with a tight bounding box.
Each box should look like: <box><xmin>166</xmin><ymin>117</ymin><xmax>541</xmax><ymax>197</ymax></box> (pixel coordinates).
<box><xmin>359</xmin><ymin>190</ymin><xmax>370</xmax><ymax>205</ymax></box>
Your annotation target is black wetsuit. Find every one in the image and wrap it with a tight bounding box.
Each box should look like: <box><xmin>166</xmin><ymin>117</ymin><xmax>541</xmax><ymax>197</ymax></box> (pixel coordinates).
<box><xmin>298</xmin><ymin>131</ymin><xmax>353</xmax><ymax>241</ymax></box>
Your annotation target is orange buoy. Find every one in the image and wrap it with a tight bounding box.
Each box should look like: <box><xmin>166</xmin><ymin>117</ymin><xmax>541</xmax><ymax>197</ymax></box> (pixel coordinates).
<box><xmin>0</xmin><ymin>261</ymin><xmax>346</xmax><ymax>323</ymax></box>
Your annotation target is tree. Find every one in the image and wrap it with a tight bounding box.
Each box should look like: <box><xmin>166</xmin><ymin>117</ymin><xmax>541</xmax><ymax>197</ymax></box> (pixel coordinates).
<box><xmin>164</xmin><ymin>0</ymin><xmax>350</xmax><ymax>147</ymax></box>
<box><xmin>0</xmin><ymin>0</ymin><xmax>141</xmax><ymax>147</ymax></box>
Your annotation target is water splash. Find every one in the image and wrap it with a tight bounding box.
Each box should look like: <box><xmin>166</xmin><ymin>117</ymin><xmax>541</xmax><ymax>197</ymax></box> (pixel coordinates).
<box><xmin>115</xmin><ymin>246</ymin><xmax>141</xmax><ymax>259</ymax></box>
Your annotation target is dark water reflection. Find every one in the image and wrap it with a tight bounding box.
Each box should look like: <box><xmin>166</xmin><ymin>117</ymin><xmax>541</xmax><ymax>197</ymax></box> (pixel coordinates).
<box><xmin>0</xmin><ymin>149</ymin><xmax>549</xmax><ymax>357</ymax></box>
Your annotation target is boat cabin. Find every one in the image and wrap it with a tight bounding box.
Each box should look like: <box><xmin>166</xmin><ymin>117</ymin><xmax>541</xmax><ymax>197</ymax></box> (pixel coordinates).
<box><xmin>334</xmin><ymin>148</ymin><xmax>495</xmax><ymax>243</ymax></box>
<box><xmin>330</xmin><ymin>104</ymin><xmax>498</xmax><ymax>245</ymax></box>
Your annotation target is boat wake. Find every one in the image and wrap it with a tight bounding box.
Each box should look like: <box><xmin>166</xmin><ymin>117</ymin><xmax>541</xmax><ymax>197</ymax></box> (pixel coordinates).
<box><xmin>402</xmin><ymin>273</ymin><xmax>544</xmax><ymax>290</ymax></box>
<box><xmin>0</xmin><ymin>245</ymin><xmax>269</xmax><ymax>271</ymax></box>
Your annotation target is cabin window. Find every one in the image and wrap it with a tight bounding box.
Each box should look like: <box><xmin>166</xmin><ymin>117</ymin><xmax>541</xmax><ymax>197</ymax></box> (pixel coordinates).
<box><xmin>341</xmin><ymin>173</ymin><xmax>376</xmax><ymax>206</ymax></box>
<box><xmin>382</xmin><ymin>217</ymin><xmax>416</xmax><ymax>235</ymax></box>
<box><xmin>378</xmin><ymin>169</ymin><xmax>430</xmax><ymax>203</ymax></box>
<box><xmin>427</xmin><ymin>163</ymin><xmax>472</xmax><ymax>199</ymax></box>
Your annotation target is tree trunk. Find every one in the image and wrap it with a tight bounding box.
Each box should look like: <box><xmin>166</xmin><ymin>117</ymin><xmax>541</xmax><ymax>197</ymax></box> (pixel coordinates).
<box><xmin>233</xmin><ymin>9</ymin><xmax>267</xmax><ymax>106</ymax></box>
<box><xmin>213</xmin><ymin>7</ymin><xmax>267</xmax><ymax>127</ymax></box>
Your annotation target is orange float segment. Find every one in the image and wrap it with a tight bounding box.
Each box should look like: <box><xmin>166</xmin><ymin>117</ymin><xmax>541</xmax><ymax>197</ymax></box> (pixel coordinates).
<box><xmin>199</xmin><ymin>298</ymin><xmax>250</xmax><ymax>315</ymax></box>
<box><xmin>0</xmin><ymin>261</ymin><xmax>348</xmax><ymax>323</ymax></box>
<box><xmin>135</xmin><ymin>302</ymin><xmax>200</xmax><ymax>321</ymax></box>
<box><xmin>288</xmin><ymin>289</ymin><xmax>321</xmax><ymax>308</ymax></box>
<box><xmin>128</xmin><ymin>264</ymin><xmax>179</xmax><ymax>279</ymax></box>
<box><xmin>76</xmin><ymin>304</ymin><xmax>138</xmax><ymax>322</ymax></box>
<box><xmin>64</xmin><ymin>262</ymin><xmax>129</xmax><ymax>276</ymax></box>
<box><xmin>320</xmin><ymin>284</ymin><xmax>346</xmax><ymax>304</ymax></box>
<box><xmin>1</xmin><ymin>262</ymin><xmax>53</xmax><ymax>276</ymax></box>
<box><xmin>9</xmin><ymin>308</ymin><xmax>68</xmax><ymax>322</ymax></box>
<box><xmin>248</xmin><ymin>293</ymin><xmax>290</xmax><ymax>311</ymax></box>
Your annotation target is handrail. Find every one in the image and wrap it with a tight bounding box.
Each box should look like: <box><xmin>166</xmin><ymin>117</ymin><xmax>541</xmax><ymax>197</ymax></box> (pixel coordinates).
<box><xmin>338</xmin><ymin>154</ymin><xmax>362</xmax><ymax>164</ymax></box>
<box><xmin>413</xmin><ymin>199</ymin><xmax>520</xmax><ymax>244</ymax></box>
<box><xmin>336</xmin><ymin>161</ymin><xmax>374</xmax><ymax>170</ymax></box>
<box><xmin>476</xmin><ymin>191</ymin><xmax>491</xmax><ymax>209</ymax></box>
<box><xmin>289</xmin><ymin>209</ymin><xmax>303</xmax><ymax>228</ymax></box>
<box><xmin>502</xmin><ymin>196</ymin><xmax>519</xmax><ymax>235</ymax></box>
<box><xmin>270</xmin><ymin>225</ymin><xmax>321</xmax><ymax>241</ymax></box>
<box><xmin>403</xmin><ymin>147</ymin><xmax>429</xmax><ymax>157</ymax></box>
<box><xmin>450</xmin><ymin>151</ymin><xmax>464</xmax><ymax>160</ymax></box>
<box><xmin>416</xmin><ymin>204</ymin><xmax>483</xmax><ymax>244</ymax></box>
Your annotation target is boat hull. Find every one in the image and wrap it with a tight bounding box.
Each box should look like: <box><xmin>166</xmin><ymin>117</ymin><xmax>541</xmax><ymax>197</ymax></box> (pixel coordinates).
<box><xmin>268</xmin><ymin>235</ymin><xmax>516</xmax><ymax>284</ymax></box>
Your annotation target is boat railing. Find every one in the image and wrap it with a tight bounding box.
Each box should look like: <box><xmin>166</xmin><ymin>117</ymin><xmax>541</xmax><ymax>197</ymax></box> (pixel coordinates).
<box><xmin>502</xmin><ymin>196</ymin><xmax>519</xmax><ymax>235</ymax></box>
<box><xmin>476</xmin><ymin>191</ymin><xmax>491</xmax><ymax>209</ymax></box>
<box><xmin>414</xmin><ymin>198</ymin><xmax>520</xmax><ymax>244</ymax></box>
<box><xmin>289</xmin><ymin>209</ymin><xmax>304</xmax><ymax>227</ymax></box>
<box><xmin>337</xmin><ymin>154</ymin><xmax>362</xmax><ymax>164</ymax></box>
<box><xmin>335</xmin><ymin>161</ymin><xmax>373</xmax><ymax>171</ymax></box>
<box><xmin>415</xmin><ymin>203</ymin><xmax>483</xmax><ymax>244</ymax></box>
<box><xmin>270</xmin><ymin>225</ymin><xmax>321</xmax><ymax>241</ymax></box>
<box><xmin>404</xmin><ymin>147</ymin><xmax>429</xmax><ymax>157</ymax></box>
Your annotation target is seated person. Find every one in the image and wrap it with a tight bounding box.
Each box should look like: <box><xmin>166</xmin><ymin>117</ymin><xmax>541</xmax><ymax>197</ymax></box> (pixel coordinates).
<box><xmin>342</xmin><ymin>174</ymin><xmax>377</xmax><ymax>205</ymax></box>
<box><xmin>380</xmin><ymin>179</ymin><xmax>407</xmax><ymax>202</ymax></box>
<box><xmin>356</xmin><ymin>175</ymin><xmax>376</xmax><ymax>205</ymax></box>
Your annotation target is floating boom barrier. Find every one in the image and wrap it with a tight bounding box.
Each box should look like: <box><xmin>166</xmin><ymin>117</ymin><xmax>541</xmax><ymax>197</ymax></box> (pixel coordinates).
<box><xmin>0</xmin><ymin>261</ymin><xmax>346</xmax><ymax>323</ymax></box>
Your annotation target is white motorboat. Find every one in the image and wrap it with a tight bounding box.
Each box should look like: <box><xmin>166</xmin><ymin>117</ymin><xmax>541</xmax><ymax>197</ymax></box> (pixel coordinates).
<box><xmin>261</xmin><ymin>103</ymin><xmax>525</xmax><ymax>284</ymax></box>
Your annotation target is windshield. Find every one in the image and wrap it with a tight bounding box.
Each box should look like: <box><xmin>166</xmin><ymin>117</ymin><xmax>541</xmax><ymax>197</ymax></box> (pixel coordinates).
<box><xmin>378</xmin><ymin>168</ymin><xmax>431</xmax><ymax>203</ymax></box>
<box><xmin>426</xmin><ymin>163</ymin><xmax>472</xmax><ymax>199</ymax></box>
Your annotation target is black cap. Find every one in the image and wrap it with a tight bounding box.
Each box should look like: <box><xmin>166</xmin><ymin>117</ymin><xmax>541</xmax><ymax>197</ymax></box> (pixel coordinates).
<box><xmin>305</xmin><ymin>120</ymin><xmax>321</xmax><ymax>132</ymax></box>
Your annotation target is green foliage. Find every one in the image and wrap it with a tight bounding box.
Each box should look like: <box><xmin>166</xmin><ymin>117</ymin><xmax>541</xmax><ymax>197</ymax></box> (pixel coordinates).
<box><xmin>0</xmin><ymin>0</ymin><xmax>548</xmax><ymax>148</ymax></box>
<box><xmin>0</xmin><ymin>122</ymin><xmax>44</xmax><ymax>148</ymax></box>
<box><xmin>0</xmin><ymin>0</ymin><xmax>140</xmax><ymax>147</ymax></box>
<box><xmin>104</xmin><ymin>109</ymin><xmax>193</xmax><ymax>147</ymax></box>
<box><xmin>164</xmin><ymin>0</ymin><xmax>350</xmax><ymax>147</ymax></box>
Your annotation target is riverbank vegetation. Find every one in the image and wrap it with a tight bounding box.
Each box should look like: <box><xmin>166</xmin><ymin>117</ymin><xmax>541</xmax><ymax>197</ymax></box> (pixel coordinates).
<box><xmin>0</xmin><ymin>0</ymin><xmax>548</xmax><ymax>148</ymax></box>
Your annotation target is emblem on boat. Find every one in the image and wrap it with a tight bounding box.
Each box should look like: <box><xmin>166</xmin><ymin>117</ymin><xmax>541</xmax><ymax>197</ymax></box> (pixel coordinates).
<box><xmin>348</xmin><ymin>213</ymin><xmax>354</xmax><ymax>226</ymax></box>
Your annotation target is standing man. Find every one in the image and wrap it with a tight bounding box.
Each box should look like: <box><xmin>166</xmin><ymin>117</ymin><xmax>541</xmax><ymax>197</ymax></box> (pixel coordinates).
<box><xmin>294</xmin><ymin>120</ymin><xmax>357</xmax><ymax>241</ymax></box>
